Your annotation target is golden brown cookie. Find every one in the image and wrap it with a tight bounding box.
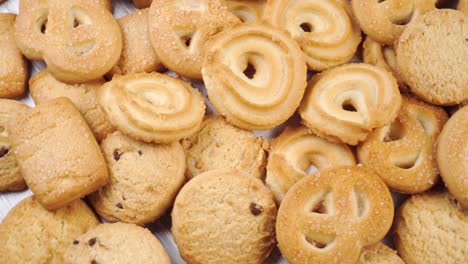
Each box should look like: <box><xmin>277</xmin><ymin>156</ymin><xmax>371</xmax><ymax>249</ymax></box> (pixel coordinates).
<box><xmin>358</xmin><ymin>243</ymin><xmax>405</xmax><ymax>264</ymax></box>
<box><xmin>172</xmin><ymin>169</ymin><xmax>277</xmax><ymax>264</ymax></box>
<box><xmin>227</xmin><ymin>0</ymin><xmax>266</xmax><ymax>23</ymax></box>
<box><xmin>133</xmin><ymin>0</ymin><xmax>152</xmax><ymax>8</ymax></box>
<box><xmin>459</xmin><ymin>0</ymin><xmax>468</xmax><ymax>14</ymax></box>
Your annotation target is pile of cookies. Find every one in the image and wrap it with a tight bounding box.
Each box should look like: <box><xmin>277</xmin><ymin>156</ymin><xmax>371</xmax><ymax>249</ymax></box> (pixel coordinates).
<box><xmin>0</xmin><ymin>0</ymin><xmax>466</xmax><ymax>263</ymax></box>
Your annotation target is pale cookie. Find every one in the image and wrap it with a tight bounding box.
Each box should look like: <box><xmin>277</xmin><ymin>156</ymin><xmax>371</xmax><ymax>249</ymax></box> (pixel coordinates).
<box><xmin>30</xmin><ymin>69</ymin><xmax>115</xmax><ymax>142</ymax></box>
<box><xmin>277</xmin><ymin>166</ymin><xmax>394</xmax><ymax>264</ymax></box>
<box><xmin>0</xmin><ymin>99</ymin><xmax>30</xmax><ymax>191</ymax></box>
<box><xmin>437</xmin><ymin>105</ymin><xmax>468</xmax><ymax>208</ymax></box>
<box><xmin>61</xmin><ymin>222</ymin><xmax>171</xmax><ymax>264</ymax></box>
<box><xmin>396</xmin><ymin>9</ymin><xmax>468</xmax><ymax>105</ymax></box>
<box><xmin>89</xmin><ymin>131</ymin><xmax>186</xmax><ymax>225</ymax></box>
<box><xmin>172</xmin><ymin>169</ymin><xmax>277</xmax><ymax>264</ymax></box>
<box><xmin>227</xmin><ymin>0</ymin><xmax>266</xmax><ymax>23</ymax></box>
<box><xmin>394</xmin><ymin>191</ymin><xmax>467</xmax><ymax>264</ymax></box>
<box><xmin>0</xmin><ymin>196</ymin><xmax>99</xmax><ymax>264</ymax></box>
<box><xmin>266</xmin><ymin>125</ymin><xmax>356</xmax><ymax>203</ymax></box>
<box><xmin>459</xmin><ymin>0</ymin><xmax>468</xmax><ymax>14</ymax></box>
<box><xmin>181</xmin><ymin>116</ymin><xmax>268</xmax><ymax>180</ymax></box>
<box><xmin>358</xmin><ymin>243</ymin><xmax>405</xmax><ymax>264</ymax></box>
<box><xmin>8</xmin><ymin>97</ymin><xmax>109</xmax><ymax>210</ymax></box>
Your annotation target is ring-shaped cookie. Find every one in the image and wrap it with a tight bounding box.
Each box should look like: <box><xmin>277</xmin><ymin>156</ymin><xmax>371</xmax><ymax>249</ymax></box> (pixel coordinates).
<box><xmin>227</xmin><ymin>0</ymin><xmax>266</xmax><ymax>23</ymax></box>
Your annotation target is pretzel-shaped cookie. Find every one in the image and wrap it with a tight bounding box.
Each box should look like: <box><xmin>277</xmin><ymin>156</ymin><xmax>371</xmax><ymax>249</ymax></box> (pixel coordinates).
<box><xmin>14</xmin><ymin>0</ymin><xmax>122</xmax><ymax>83</ymax></box>
<box><xmin>98</xmin><ymin>73</ymin><xmax>205</xmax><ymax>143</ymax></box>
<box><xmin>266</xmin><ymin>125</ymin><xmax>356</xmax><ymax>203</ymax></box>
<box><xmin>358</xmin><ymin>96</ymin><xmax>448</xmax><ymax>194</ymax></box>
<box><xmin>227</xmin><ymin>0</ymin><xmax>266</xmax><ymax>23</ymax></box>
<box><xmin>264</xmin><ymin>0</ymin><xmax>361</xmax><ymax>71</ymax></box>
<box><xmin>277</xmin><ymin>166</ymin><xmax>394</xmax><ymax>264</ymax></box>
<box><xmin>202</xmin><ymin>23</ymin><xmax>307</xmax><ymax>130</ymax></box>
<box><xmin>299</xmin><ymin>63</ymin><xmax>401</xmax><ymax>145</ymax></box>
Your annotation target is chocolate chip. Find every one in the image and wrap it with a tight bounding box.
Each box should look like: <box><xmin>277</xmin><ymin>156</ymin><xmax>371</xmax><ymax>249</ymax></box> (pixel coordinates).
<box><xmin>88</xmin><ymin>237</ymin><xmax>97</xmax><ymax>246</ymax></box>
<box><xmin>73</xmin><ymin>240</ymin><xmax>79</xmax><ymax>245</ymax></box>
<box><xmin>249</xmin><ymin>203</ymin><xmax>263</xmax><ymax>216</ymax></box>
<box><xmin>91</xmin><ymin>260</ymin><xmax>99</xmax><ymax>264</ymax></box>
<box><xmin>116</xmin><ymin>203</ymin><xmax>123</xmax><ymax>209</ymax></box>
<box><xmin>113</xmin><ymin>149</ymin><xmax>122</xmax><ymax>161</ymax></box>
<box><xmin>138</xmin><ymin>150</ymin><xmax>142</xmax><ymax>156</ymax></box>
<box><xmin>0</xmin><ymin>147</ymin><xmax>9</xmax><ymax>158</ymax></box>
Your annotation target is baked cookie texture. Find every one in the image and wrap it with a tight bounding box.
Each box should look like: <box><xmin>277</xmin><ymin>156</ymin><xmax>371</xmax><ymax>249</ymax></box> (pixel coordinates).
<box><xmin>358</xmin><ymin>243</ymin><xmax>405</xmax><ymax>264</ymax></box>
<box><xmin>8</xmin><ymin>97</ymin><xmax>109</xmax><ymax>210</ymax></box>
<box><xmin>0</xmin><ymin>196</ymin><xmax>99</xmax><ymax>264</ymax></box>
<box><xmin>61</xmin><ymin>222</ymin><xmax>171</xmax><ymax>264</ymax></box>
<box><xmin>0</xmin><ymin>13</ymin><xmax>27</xmax><ymax>99</ymax></box>
<box><xmin>227</xmin><ymin>0</ymin><xmax>266</xmax><ymax>23</ymax></box>
<box><xmin>394</xmin><ymin>191</ymin><xmax>467</xmax><ymax>264</ymax></box>
<box><xmin>459</xmin><ymin>0</ymin><xmax>468</xmax><ymax>14</ymax></box>
<box><xmin>182</xmin><ymin>116</ymin><xmax>268</xmax><ymax>180</ymax></box>
<box><xmin>172</xmin><ymin>169</ymin><xmax>277</xmax><ymax>264</ymax></box>
<box><xmin>133</xmin><ymin>0</ymin><xmax>152</xmax><ymax>9</ymax></box>
<box><xmin>89</xmin><ymin>131</ymin><xmax>186</xmax><ymax>225</ymax></box>
<box><xmin>29</xmin><ymin>69</ymin><xmax>115</xmax><ymax>142</ymax></box>
<box><xmin>396</xmin><ymin>9</ymin><xmax>468</xmax><ymax>105</ymax></box>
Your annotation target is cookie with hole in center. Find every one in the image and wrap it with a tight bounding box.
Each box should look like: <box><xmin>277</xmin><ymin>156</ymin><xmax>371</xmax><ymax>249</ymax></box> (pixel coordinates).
<box><xmin>358</xmin><ymin>243</ymin><xmax>405</xmax><ymax>264</ymax></box>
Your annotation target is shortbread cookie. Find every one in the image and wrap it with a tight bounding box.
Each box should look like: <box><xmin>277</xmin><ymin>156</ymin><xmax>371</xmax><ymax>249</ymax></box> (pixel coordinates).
<box><xmin>299</xmin><ymin>63</ymin><xmax>402</xmax><ymax>145</ymax></box>
<box><xmin>61</xmin><ymin>223</ymin><xmax>171</xmax><ymax>264</ymax></box>
<box><xmin>264</xmin><ymin>0</ymin><xmax>361</xmax><ymax>71</ymax></box>
<box><xmin>358</xmin><ymin>243</ymin><xmax>405</xmax><ymax>264</ymax></box>
<box><xmin>148</xmin><ymin>0</ymin><xmax>239</xmax><ymax>79</ymax></box>
<box><xmin>396</xmin><ymin>9</ymin><xmax>468</xmax><ymax>105</ymax></box>
<box><xmin>30</xmin><ymin>69</ymin><xmax>115</xmax><ymax>142</ymax></box>
<box><xmin>459</xmin><ymin>0</ymin><xmax>468</xmax><ymax>14</ymax></box>
<box><xmin>182</xmin><ymin>116</ymin><xmax>268</xmax><ymax>179</ymax></box>
<box><xmin>352</xmin><ymin>0</ymin><xmax>435</xmax><ymax>45</ymax></box>
<box><xmin>203</xmin><ymin>23</ymin><xmax>307</xmax><ymax>130</ymax></box>
<box><xmin>358</xmin><ymin>96</ymin><xmax>448</xmax><ymax>193</ymax></box>
<box><xmin>89</xmin><ymin>131</ymin><xmax>186</xmax><ymax>225</ymax></box>
<box><xmin>227</xmin><ymin>0</ymin><xmax>266</xmax><ymax>23</ymax></box>
<box><xmin>0</xmin><ymin>99</ymin><xmax>30</xmax><ymax>191</ymax></box>
<box><xmin>133</xmin><ymin>0</ymin><xmax>152</xmax><ymax>8</ymax></box>
<box><xmin>0</xmin><ymin>196</ymin><xmax>99</xmax><ymax>264</ymax></box>
<box><xmin>394</xmin><ymin>191</ymin><xmax>467</xmax><ymax>264</ymax></box>
<box><xmin>277</xmin><ymin>166</ymin><xmax>394</xmax><ymax>264</ymax></box>
<box><xmin>266</xmin><ymin>125</ymin><xmax>355</xmax><ymax>203</ymax></box>
<box><xmin>8</xmin><ymin>98</ymin><xmax>109</xmax><ymax>210</ymax></box>
<box><xmin>0</xmin><ymin>14</ymin><xmax>27</xmax><ymax>99</ymax></box>
<box><xmin>437</xmin><ymin>105</ymin><xmax>468</xmax><ymax>208</ymax></box>
<box><xmin>98</xmin><ymin>72</ymin><xmax>205</xmax><ymax>143</ymax></box>
<box><xmin>14</xmin><ymin>0</ymin><xmax>122</xmax><ymax>83</ymax></box>
<box><xmin>108</xmin><ymin>9</ymin><xmax>162</xmax><ymax>76</ymax></box>
<box><xmin>172</xmin><ymin>169</ymin><xmax>277</xmax><ymax>264</ymax></box>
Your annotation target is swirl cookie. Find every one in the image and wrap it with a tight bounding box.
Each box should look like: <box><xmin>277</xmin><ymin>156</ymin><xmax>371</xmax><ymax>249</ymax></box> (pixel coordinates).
<box><xmin>352</xmin><ymin>0</ymin><xmax>435</xmax><ymax>45</ymax></box>
<box><xmin>358</xmin><ymin>243</ymin><xmax>405</xmax><ymax>264</ymax></box>
<box><xmin>264</xmin><ymin>0</ymin><xmax>361</xmax><ymax>71</ymax></box>
<box><xmin>266</xmin><ymin>125</ymin><xmax>356</xmax><ymax>203</ymax></box>
<box><xmin>98</xmin><ymin>72</ymin><xmax>205</xmax><ymax>143</ymax></box>
<box><xmin>0</xmin><ymin>196</ymin><xmax>99</xmax><ymax>263</ymax></box>
<box><xmin>61</xmin><ymin>223</ymin><xmax>171</xmax><ymax>264</ymax></box>
<box><xmin>358</xmin><ymin>97</ymin><xmax>448</xmax><ymax>193</ymax></box>
<box><xmin>396</xmin><ymin>9</ymin><xmax>468</xmax><ymax>105</ymax></box>
<box><xmin>437</xmin><ymin>105</ymin><xmax>468</xmax><ymax>208</ymax></box>
<box><xmin>227</xmin><ymin>0</ymin><xmax>266</xmax><ymax>23</ymax></box>
<box><xmin>148</xmin><ymin>0</ymin><xmax>239</xmax><ymax>79</ymax></box>
<box><xmin>14</xmin><ymin>0</ymin><xmax>122</xmax><ymax>83</ymax></box>
<box><xmin>299</xmin><ymin>63</ymin><xmax>402</xmax><ymax>145</ymax></box>
<box><xmin>172</xmin><ymin>169</ymin><xmax>277</xmax><ymax>264</ymax></box>
<box><xmin>394</xmin><ymin>191</ymin><xmax>467</xmax><ymax>264</ymax></box>
<box><xmin>182</xmin><ymin>116</ymin><xmax>268</xmax><ymax>179</ymax></box>
<box><xmin>30</xmin><ymin>69</ymin><xmax>115</xmax><ymax>142</ymax></box>
<box><xmin>0</xmin><ymin>99</ymin><xmax>30</xmax><ymax>191</ymax></box>
<box><xmin>89</xmin><ymin>131</ymin><xmax>186</xmax><ymax>225</ymax></box>
<box><xmin>203</xmin><ymin>23</ymin><xmax>307</xmax><ymax>130</ymax></box>
<box><xmin>0</xmin><ymin>14</ymin><xmax>27</xmax><ymax>99</ymax></box>
<box><xmin>276</xmin><ymin>166</ymin><xmax>394</xmax><ymax>264</ymax></box>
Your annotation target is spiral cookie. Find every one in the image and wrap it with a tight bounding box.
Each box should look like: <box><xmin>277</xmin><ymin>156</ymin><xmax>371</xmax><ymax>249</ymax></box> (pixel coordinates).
<box><xmin>14</xmin><ymin>0</ymin><xmax>122</xmax><ymax>83</ymax></box>
<box><xmin>358</xmin><ymin>97</ymin><xmax>448</xmax><ymax>194</ymax></box>
<box><xmin>264</xmin><ymin>0</ymin><xmax>361</xmax><ymax>71</ymax></box>
<box><xmin>299</xmin><ymin>63</ymin><xmax>401</xmax><ymax>145</ymax></box>
<box><xmin>203</xmin><ymin>23</ymin><xmax>307</xmax><ymax>130</ymax></box>
<box><xmin>98</xmin><ymin>72</ymin><xmax>205</xmax><ymax>143</ymax></box>
<box><xmin>227</xmin><ymin>0</ymin><xmax>266</xmax><ymax>23</ymax></box>
<box><xmin>352</xmin><ymin>0</ymin><xmax>435</xmax><ymax>45</ymax></box>
<box><xmin>148</xmin><ymin>0</ymin><xmax>239</xmax><ymax>79</ymax></box>
<box><xmin>358</xmin><ymin>243</ymin><xmax>405</xmax><ymax>264</ymax></box>
<box><xmin>266</xmin><ymin>125</ymin><xmax>356</xmax><ymax>203</ymax></box>
<box><xmin>276</xmin><ymin>166</ymin><xmax>394</xmax><ymax>264</ymax></box>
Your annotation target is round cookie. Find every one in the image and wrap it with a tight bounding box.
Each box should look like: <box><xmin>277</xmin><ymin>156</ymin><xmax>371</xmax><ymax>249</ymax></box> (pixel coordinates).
<box><xmin>0</xmin><ymin>196</ymin><xmax>99</xmax><ymax>263</ymax></box>
<box><xmin>396</xmin><ymin>9</ymin><xmax>468</xmax><ymax>105</ymax></box>
<box><xmin>61</xmin><ymin>222</ymin><xmax>171</xmax><ymax>264</ymax></box>
<box><xmin>358</xmin><ymin>243</ymin><xmax>405</xmax><ymax>264</ymax></box>
<box><xmin>227</xmin><ymin>0</ymin><xmax>266</xmax><ymax>23</ymax></box>
<box><xmin>459</xmin><ymin>0</ymin><xmax>468</xmax><ymax>14</ymax></box>
<box><xmin>394</xmin><ymin>191</ymin><xmax>467</xmax><ymax>264</ymax></box>
<box><xmin>172</xmin><ymin>169</ymin><xmax>277</xmax><ymax>264</ymax></box>
<box><xmin>89</xmin><ymin>131</ymin><xmax>186</xmax><ymax>225</ymax></box>
<box><xmin>181</xmin><ymin>116</ymin><xmax>268</xmax><ymax>179</ymax></box>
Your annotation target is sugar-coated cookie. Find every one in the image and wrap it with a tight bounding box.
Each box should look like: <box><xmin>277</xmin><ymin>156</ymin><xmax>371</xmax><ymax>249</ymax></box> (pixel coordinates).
<box><xmin>172</xmin><ymin>169</ymin><xmax>277</xmax><ymax>264</ymax></box>
<box><xmin>89</xmin><ymin>131</ymin><xmax>186</xmax><ymax>225</ymax></box>
<box><xmin>182</xmin><ymin>116</ymin><xmax>268</xmax><ymax>179</ymax></box>
<box><xmin>8</xmin><ymin>97</ymin><xmax>109</xmax><ymax>210</ymax></box>
<box><xmin>227</xmin><ymin>0</ymin><xmax>266</xmax><ymax>23</ymax></box>
<box><xmin>61</xmin><ymin>222</ymin><xmax>171</xmax><ymax>264</ymax></box>
<box><xmin>0</xmin><ymin>196</ymin><xmax>99</xmax><ymax>264</ymax></box>
<box><xmin>358</xmin><ymin>243</ymin><xmax>405</xmax><ymax>264</ymax></box>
